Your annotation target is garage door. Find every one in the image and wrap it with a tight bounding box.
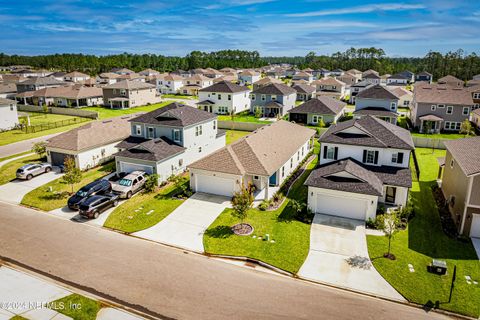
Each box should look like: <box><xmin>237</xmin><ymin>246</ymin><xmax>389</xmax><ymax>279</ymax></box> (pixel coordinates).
<box><xmin>196</xmin><ymin>174</ymin><xmax>235</xmax><ymax>197</ymax></box>
<box><xmin>315</xmin><ymin>193</ymin><xmax>367</xmax><ymax>220</ymax></box>
<box><xmin>470</xmin><ymin>214</ymin><xmax>480</xmax><ymax>238</ymax></box>
<box><xmin>50</xmin><ymin>152</ymin><xmax>69</xmax><ymax>166</ymax></box>
<box><xmin>119</xmin><ymin>162</ymin><xmax>154</xmax><ymax>174</ymax></box>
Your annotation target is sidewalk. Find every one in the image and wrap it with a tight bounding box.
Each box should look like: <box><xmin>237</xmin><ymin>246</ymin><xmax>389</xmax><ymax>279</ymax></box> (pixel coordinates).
<box><xmin>0</xmin><ymin>265</ymin><xmax>145</xmax><ymax>320</ymax></box>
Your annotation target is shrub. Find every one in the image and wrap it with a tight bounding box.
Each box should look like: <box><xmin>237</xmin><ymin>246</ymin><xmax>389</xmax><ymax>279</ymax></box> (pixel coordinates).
<box><xmin>258</xmin><ymin>199</ymin><xmax>271</xmax><ymax>211</ymax></box>
<box><xmin>144</xmin><ymin>174</ymin><xmax>159</xmax><ymax>193</ymax></box>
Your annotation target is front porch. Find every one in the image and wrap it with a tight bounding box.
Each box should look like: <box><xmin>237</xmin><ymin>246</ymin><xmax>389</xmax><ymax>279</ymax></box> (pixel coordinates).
<box><xmin>109</xmin><ymin>97</ymin><xmax>130</xmax><ymax>109</ymax></box>
<box><xmin>263</xmin><ymin>101</ymin><xmax>284</xmax><ymax>118</ymax></box>
<box><xmin>419</xmin><ymin>114</ymin><xmax>443</xmax><ymax>133</ymax></box>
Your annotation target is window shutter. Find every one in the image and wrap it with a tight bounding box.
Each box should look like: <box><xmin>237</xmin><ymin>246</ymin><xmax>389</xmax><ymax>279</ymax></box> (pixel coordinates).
<box><xmin>374</xmin><ymin>151</ymin><xmax>379</xmax><ymax>164</ymax></box>
<box><xmin>362</xmin><ymin>150</ymin><xmax>367</xmax><ymax>163</ymax></box>
<box><xmin>334</xmin><ymin>147</ymin><xmax>338</xmax><ymax>160</ymax></box>
<box><xmin>171</xmin><ymin>129</ymin><xmax>175</xmax><ymax>140</ymax></box>
<box><xmin>397</xmin><ymin>152</ymin><xmax>404</xmax><ymax>164</ymax></box>
<box><xmin>323</xmin><ymin>146</ymin><xmax>327</xmax><ymax>159</ymax></box>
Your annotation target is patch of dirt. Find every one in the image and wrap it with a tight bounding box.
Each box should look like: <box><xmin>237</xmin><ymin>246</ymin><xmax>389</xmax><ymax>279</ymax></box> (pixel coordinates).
<box><xmin>231</xmin><ymin>223</ymin><xmax>254</xmax><ymax>236</ymax></box>
<box><xmin>383</xmin><ymin>253</ymin><xmax>396</xmax><ymax>260</ymax></box>
<box><xmin>431</xmin><ymin>185</ymin><xmax>458</xmax><ymax>238</ymax></box>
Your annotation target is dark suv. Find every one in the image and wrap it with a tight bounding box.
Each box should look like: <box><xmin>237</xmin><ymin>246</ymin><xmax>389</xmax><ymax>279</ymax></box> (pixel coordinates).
<box><xmin>79</xmin><ymin>194</ymin><xmax>119</xmax><ymax>219</ymax></box>
<box><xmin>67</xmin><ymin>179</ymin><xmax>111</xmax><ymax>210</ymax></box>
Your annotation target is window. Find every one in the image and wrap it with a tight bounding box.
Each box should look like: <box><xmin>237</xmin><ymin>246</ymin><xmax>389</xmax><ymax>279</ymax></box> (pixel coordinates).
<box><xmin>474</xmin><ymin>93</ymin><xmax>480</xmax><ymax>99</ymax></box>
<box><xmin>324</xmin><ymin>146</ymin><xmax>337</xmax><ymax>160</ymax></box>
<box><xmin>312</xmin><ymin>115</ymin><xmax>322</xmax><ymax>124</ymax></box>
<box><xmin>431</xmin><ymin>105</ymin><xmax>436</xmax><ymax>111</ymax></box>
<box><xmin>271</xmin><ymin>95</ymin><xmax>277</xmax><ymax>101</ymax></box>
<box><xmin>297</xmin><ymin>151</ymin><xmax>300</xmax><ymax>161</ymax></box>
<box><xmin>198</xmin><ymin>147</ymin><xmax>202</xmax><ymax>153</ymax></box>
<box><xmin>135</xmin><ymin>125</ymin><xmax>141</xmax><ymax>135</ymax></box>
<box><xmin>218</xmin><ymin>106</ymin><xmax>228</xmax><ymax>114</ymax></box>
<box><xmin>282</xmin><ymin>166</ymin><xmax>285</xmax><ymax>177</ymax></box>
<box><xmin>446</xmin><ymin>106</ymin><xmax>453</xmax><ymax>114</ymax></box>
<box><xmin>463</xmin><ymin>107</ymin><xmax>470</xmax><ymax>115</ymax></box>
<box><xmin>391</xmin><ymin>152</ymin><xmax>404</xmax><ymax>164</ymax></box>
<box><xmin>147</xmin><ymin>127</ymin><xmax>155</xmax><ymax>139</ymax></box>
<box><xmin>290</xmin><ymin>158</ymin><xmax>293</xmax><ymax>168</ymax></box>
<box><xmin>445</xmin><ymin>122</ymin><xmax>461</xmax><ymax>130</ymax></box>
<box><xmin>195</xmin><ymin>125</ymin><xmax>203</xmax><ymax>136</ymax></box>
<box><xmin>301</xmin><ymin>146</ymin><xmax>304</xmax><ymax>156</ymax></box>
<box><xmin>250</xmin><ymin>94</ymin><xmax>256</xmax><ymax>101</ymax></box>
<box><xmin>438</xmin><ymin>104</ymin><xmax>445</xmax><ymax>108</ymax></box>
<box><xmin>403</xmin><ymin>100</ymin><xmax>409</xmax><ymax>106</ymax></box>
<box><xmin>179</xmin><ymin>159</ymin><xmax>183</xmax><ymax>166</ymax></box>
<box><xmin>10</xmin><ymin>104</ymin><xmax>14</xmax><ymax>111</ymax></box>
<box><xmin>332</xmin><ymin>85</ymin><xmax>337</xmax><ymax>90</ymax></box>
<box><xmin>213</xmin><ymin>120</ymin><xmax>216</xmax><ymax>130</ymax></box>
<box><xmin>228</xmin><ymin>95</ymin><xmax>231</xmax><ymax>101</ymax></box>
<box><xmin>120</xmin><ymin>89</ymin><xmax>126</xmax><ymax>96</ymax></box>
<box><xmin>218</xmin><ymin>94</ymin><xmax>221</xmax><ymax>100</ymax></box>
<box><xmin>450</xmin><ymin>159</ymin><xmax>454</xmax><ymax>168</ymax></box>
<box><xmin>261</xmin><ymin>94</ymin><xmax>266</xmax><ymax>101</ymax></box>
<box><xmin>390</xmin><ymin>102</ymin><xmax>396</xmax><ymax>110</ymax></box>
<box><xmin>254</xmin><ymin>175</ymin><xmax>259</xmax><ymax>180</ymax></box>
<box><xmin>363</xmin><ymin>150</ymin><xmax>377</xmax><ymax>164</ymax></box>
<box><xmin>173</xmin><ymin>129</ymin><xmax>181</xmax><ymax>142</ymax></box>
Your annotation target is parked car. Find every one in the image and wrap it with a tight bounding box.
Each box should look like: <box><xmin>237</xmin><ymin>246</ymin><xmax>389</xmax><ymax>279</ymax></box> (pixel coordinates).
<box><xmin>111</xmin><ymin>171</ymin><xmax>147</xmax><ymax>199</ymax></box>
<box><xmin>16</xmin><ymin>163</ymin><xmax>52</xmax><ymax>180</ymax></box>
<box><xmin>78</xmin><ymin>193</ymin><xmax>119</xmax><ymax>219</ymax></box>
<box><xmin>67</xmin><ymin>179</ymin><xmax>112</xmax><ymax>210</ymax></box>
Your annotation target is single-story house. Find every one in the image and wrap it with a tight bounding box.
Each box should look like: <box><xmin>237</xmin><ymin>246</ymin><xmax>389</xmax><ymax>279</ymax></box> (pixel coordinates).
<box><xmin>288</xmin><ymin>97</ymin><xmax>346</xmax><ymax>125</ymax></box>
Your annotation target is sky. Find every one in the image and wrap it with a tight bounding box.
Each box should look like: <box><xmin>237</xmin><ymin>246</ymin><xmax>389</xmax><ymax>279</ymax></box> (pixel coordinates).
<box><xmin>0</xmin><ymin>0</ymin><xmax>479</xmax><ymax>57</ymax></box>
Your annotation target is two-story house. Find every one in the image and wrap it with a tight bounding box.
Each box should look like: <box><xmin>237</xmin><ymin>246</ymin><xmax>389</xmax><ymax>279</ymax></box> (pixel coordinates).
<box><xmin>438</xmin><ymin>75</ymin><xmax>463</xmax><ymax>87</ymax></box>
<box><xmin>238</xmin><ymin>70</ymin><xmax>261</xmax><ymax>85</ymax></box>
<box><xmin>440</xmin><ymin>137</ymin><xmax>480</xmax><ymax>238</ymax></box>
<box><xmin>0</xmin><ymin>98</ymin><xmax>18</xmax><ymax>130</ymax></box>
<box><xmin>305</xmin><ymin>116</ymin><xmax>414</xmax><ymax>221</ymax></box>
<box><xmin>353</xmin><ymin>84</ymin><xmax>400</xmax><ymax>124</ymax></box>
<box><xmin>114</xmin><ymin>102</ymin><xmax>226</xmax><ymax>184</ymax></box>
<box><xmin>16</xmin><ymin>77</ymin><xmax>67</xmax><ymax>93</ymax></box>
<box><xmin>415</xmin><ymin>71</ymin><xmax>433</xmax><ymax>84</ymax></box>
<box><xmin>467</xmin><ymin>85</ymin><xmax>480</xmax><ymax>110</ymax></box>
<box><xmin>292</xmin><ymin>84</ymin><xmax>315</xmax><ymax>101</ymax></box>
<box><xmin>411</xmin><ymin>83</ymin><xmax>474</xmax><ymax>133</ymax></box>
<box><xmin>252</xmin><ymin>77</ymin><xmax>283</xmax><ymax>90</ymax></box>
<box><xmin>179</xmin><ymin>75</ymin><xmax>213</xmax><ymax>96</ymax></box>
<box><xmin>103</xmin><ymin>80</ymin><xmax>158</xmax><ymax>109</ymax></box>
<box><xmin>349</xmin><ymin>80</ymin><xmax>373</xmax><ymax>104</ymax></box>
<box><xmin>312</xmin><ymin>78</ymin><xmax>346</xmax><ymax>100</ymax></box>
<box><xmin>64</xmin><ymin>71</ymin><xmax>90</xmax><ymax>83</ymax></box>
<box><xmin>346</xmin><ymin>69</ymin><xmax>362</xmax><ymax>82</ymax></box>
<box><xmin>363</xmin><ymin>72</ymin><xmax>381</xmax><ymax>85</ymax></box>
<box><xmin>154</xmin><ymin>74</ymin><xmax>184</xmax><ymax>94</ymax></box>
<box><xmin>292</xmin><ymin>71</ymin><xmax>313</xmax><ymax>83</ymax></box>
<box><xmin>386</xmin><ymin>73</ymin><xmax>409</xmax><ymax>86</ymax></box>
<box><xmin>250</xmin><ymin>83</ymin><xmax>296</xmax><ymax>117</ymax></box>
<box><xmin>197</xmin><ymin>81</ymin><xmax>251</xmax><ymax>114</ymax></box>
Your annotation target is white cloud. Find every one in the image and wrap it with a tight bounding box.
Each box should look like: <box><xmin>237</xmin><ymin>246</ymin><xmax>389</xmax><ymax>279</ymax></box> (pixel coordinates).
<box><xmin>286</xmin><ymin>3</ymin><xmax>425</xmax><ymax>17</ymax></box>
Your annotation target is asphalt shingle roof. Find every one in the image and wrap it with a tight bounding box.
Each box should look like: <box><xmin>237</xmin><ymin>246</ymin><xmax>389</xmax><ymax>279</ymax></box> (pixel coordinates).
<box><xmin>115</xmin><ymin>137</ymin><xmax>185</xmax><ymax>162</ymax></box>
<box><xmin>443</xmin><ymin>137</ymin><xmax>480</xmax><ymax>176</ymax></box>
<box><xmin>199</xmin><ymin>81</ymin><xmax>249</xmax><ymax>93</ymax></box>
<box><xmin>252</xmin><ymin>83</ymin><xmax>296</xmax><ymax>95</ymax></box>
<box><xmin>414</xmin><ymin>83</ymin><xmax>473</xmax><ymax>105</ymax></box>
<box><xmin>103</xmin><ymin>80</ymin><xmax>155</xmax><ymax>90</ymax></box>
<box><xmin>356</xmin><ymin>84</ymin><xmax>399</xmax><ymax>100</ymax></box>
<box><xmin>289</xmin><ymin>97</ymin><xmax>346</xmax><ymax>115</ymax></box>
<box><xmin>292</xmin><ymin>84</ymin><xmax>315</xmax><ymax>94</ymax></box>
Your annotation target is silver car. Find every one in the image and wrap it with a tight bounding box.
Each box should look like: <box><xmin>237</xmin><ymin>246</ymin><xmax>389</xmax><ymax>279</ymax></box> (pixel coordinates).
<box><xmin>16</xmin><ymin>163</ymin><xmax>53</xmax><ymax>180</ymax></box>
<box><xmin>111</xmin><ymin>171</ymin><xmax>147</xmax><ymax>198</ymax></box>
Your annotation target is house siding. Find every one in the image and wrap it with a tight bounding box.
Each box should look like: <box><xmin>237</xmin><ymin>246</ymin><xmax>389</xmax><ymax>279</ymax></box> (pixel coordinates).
<box><xmin>412</xmin><ymin>102</ymin><xmax>472</xmax><ymax>129</ymax></box>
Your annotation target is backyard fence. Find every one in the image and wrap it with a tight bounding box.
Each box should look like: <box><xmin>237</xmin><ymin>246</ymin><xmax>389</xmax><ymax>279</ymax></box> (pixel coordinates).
<box><xmin>21</xmin><ymin>117</ymin><xmax>90</xmax><ymax>133</ymax></box>
<box><xmin>17</xmin><ymin>104</ymin><xmax>98</xmax><ymax>119</ymax></box>
<box><xmin>218</xmin><ymin>121</ymin><xmax>265</xmax><ymax>131</ymax></box>
<box><xmin>412</xmin><ymin>137</ymin><xmax>447</xmax><ymax>150</ymax></box>
<box><xmin>411</xmin><ymin>149</ymin><xmax>421</xmax><ymax>181</ymax></box>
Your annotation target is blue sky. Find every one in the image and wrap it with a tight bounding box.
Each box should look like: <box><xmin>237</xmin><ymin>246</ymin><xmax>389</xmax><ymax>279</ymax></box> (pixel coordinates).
<box><xmin>0</xmin><ymin>0</ymin><xmax>478</xmax><ymax>57</ymax></box>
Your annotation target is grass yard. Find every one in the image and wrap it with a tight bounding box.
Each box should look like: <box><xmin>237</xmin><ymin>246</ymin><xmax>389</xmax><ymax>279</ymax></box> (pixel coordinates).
<box><xmin>225</xmin><ymin>130</ymin><xmax>250</xmax><ymax>145</ymax></box>
<box><xmin>162</xmin><ymin>94</ymin><xmax>198</xmax><ymax>100</ymax></box>
<box><xmin>21</xmin><ymin>162</ymin><xmax>115</xmax><ymax>211</ymax></box>
<box><xmin>83</xmin><ymin>101</ymin><xmax>171</xmax><ymax>119</ymax></box>
<box><xmin>49</xmin><ymin>294</ymin><xmax>102</xmax><ymax>320</ymax></box>
<box><xmin>218</xmin><ymin>111</ymin><xmax>271</xmax><ymax>124</ymax></box>
<box><xmin>0</xmin><ymin>153</ymin><xmax>43</xmax><ymax>186</ymax></box>
<box><xmin>18</xmin><ymin>112</ymin><xmax>80</xmax><ymax>125</ymax></box>
<box><xmin>367</xmin><ymin>148</ymin><xmax>480</xmax><ymax>318</ymax></box>
<box><xmin>203</xmin><ymin>144</ymin><xmax>319</xmax><ymax>274</ymax></box>
<box><xmin>0</xmin><ymin>151</ymin><xmax>32</xmax><ymax>162</ymax></box>
<box><xmin>412</xmin><ymin>132</ymin><xmax>475</xmax><ymax>140</ymax></box>
<box><xmin>104</xmin><ymin>176</ymin><xmax>189</xmax><ymax>233</ymax></box>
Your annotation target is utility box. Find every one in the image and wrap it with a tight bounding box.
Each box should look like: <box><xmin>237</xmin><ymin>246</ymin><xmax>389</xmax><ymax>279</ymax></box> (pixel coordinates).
<box><xmin>428</xmin><ymin>259</ymin><xmax>447</xmax><ymax>275</ymax></box>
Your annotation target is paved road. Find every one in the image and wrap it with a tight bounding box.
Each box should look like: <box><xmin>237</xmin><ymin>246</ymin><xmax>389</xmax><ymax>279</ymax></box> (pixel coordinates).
<box><xmin>0</xmin><ymin>133</ymin><xmax>60</xmax><ymax>157</ymax></box>
<box><xmin>0</xmin><ymin>202</ymin><xmax>448</xmax><ymax>320</ymax></box>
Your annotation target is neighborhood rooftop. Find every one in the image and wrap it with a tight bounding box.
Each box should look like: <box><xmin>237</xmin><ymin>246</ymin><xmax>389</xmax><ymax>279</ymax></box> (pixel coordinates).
<box><xmin>252</xmin><ymin>83</ymin><xmax>297</xmax><ymax>95</ymax></box>
<box><xmin>199</xmin><ymin>81</ymin><xmax>249</xmax><ymax>93</ymax></box>
<box><xmin>414</xmin><ymin>83</ymin><xmax>473</xmax><ymax>105</ymax></box>
<box><xmin>290</xmin><ymin>97</ymin><xmax>346</xmax><ymax>115</ymax></box>
<box><xmin>356</xmin><ymin>84</ymin><xmax>399</xmax><ymax>100</ymax></box>
<box><xmin>443</xmin><ymin>137</ymin><xmax>480</xmax><ymax>176</ymax></box>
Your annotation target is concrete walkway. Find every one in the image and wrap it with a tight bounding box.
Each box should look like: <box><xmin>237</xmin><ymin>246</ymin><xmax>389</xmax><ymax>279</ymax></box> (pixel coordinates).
<box><xmin>0</xmin><ymin>152</ymin><xmax>34</xmax><ymax>168</ymax></box>
<box><xmin>0</xmin><ymin>133</ymin><xmax>60</xmax><ymax>158</ymax></box>
<box><xmin>0</xmin><ymin>167</ymin><xmax>63</xmax><ymax>204</ymax></box>
<box><xmin>298</xmin><ymin>214</ymin><xmax>405</xmax><ymax>301</ymax></box>
<box><xmin>133</xmin><ymin>193</ymin><xmax>230</xmax><ymax>252</ymax></box>
<box><xmin>472</xmin><ymin>238</ymin><xmax>480</xmax><ymax>259</ymax></box>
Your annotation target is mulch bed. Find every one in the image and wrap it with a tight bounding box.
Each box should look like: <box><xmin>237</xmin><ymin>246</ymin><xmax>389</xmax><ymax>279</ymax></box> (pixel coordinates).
<box><xmin>431</xmin><ymin>185</ymin><xmax>458</xmax><ymax>238</ymax></box>
<box><xmin>231</xmin><ymin>223</ymin><xmax>254</xmax><ymax>236</ymax></box>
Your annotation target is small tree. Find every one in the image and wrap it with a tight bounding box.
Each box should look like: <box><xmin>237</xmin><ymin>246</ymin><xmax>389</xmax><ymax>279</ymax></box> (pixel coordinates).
<box><xmin>231</xmin><ymin>185</ymin><xmax>254</xmax><ymax>224</ymax></box>
<box><xmin>144</xmin><ymin>174</ymin><xmax>159</xmax><ymax>193</ymax></box>
<box><xmin>62</xmin><ymin>157</ymin><xmax>82</xmax><ymax>194</ymax></box>
<box><xmin>31</xmin><ymin>141</ymin><xmax>47</xmax><ymax>159</ymax></box>
<box><xmin>377</xmin><ymin>210</ymin><xmax>400</xmax><ymax>260</ymax></box>
<box><xmin>254</xmin><ymin>106</ymin><xmax>262</xmax><ymax>118</ymax></box>
<box><xmin>317</xmin><ymin>118</ymin><xmax>326</xmax><ymax>128</ymax></box>
<box><xmin>459</xmin><ymin>119</ymin><xmax>474</xmax><ymax>137</ymax></box>
<box><xmin>423</xmin><ymin>121</ymin><xmax>432</xmax><ymax>134</ymax></box>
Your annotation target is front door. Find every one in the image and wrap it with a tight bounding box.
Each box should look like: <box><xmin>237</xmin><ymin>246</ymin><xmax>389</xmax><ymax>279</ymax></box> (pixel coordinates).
<box><xmin>269</xmin><ymin>172</ymin><xmax>277</xmax><ymax>186</ymax></box>
<box><xmin>385</xmin><ymin>186</ymin><xmax>396</xmax><ymax>204</ymax></box>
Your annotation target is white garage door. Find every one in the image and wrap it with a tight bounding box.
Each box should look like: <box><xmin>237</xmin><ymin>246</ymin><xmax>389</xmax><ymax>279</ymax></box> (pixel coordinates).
<box><xmin>470</xmin><ymin>214</ymin><xmax>480</xmax><ymax>238</ymax></box>
<box><xmin>119</xmin><ymin>162</ymin><xmax>154</xmax><ymax>174</ymax></box>
<box><xmin>196</xmin><ymin>174</ymin><xmax>235</xmax><ymax>197</ymax></box>
<box><xmin>315</xmin><ymin>193</ymin><xmax>367</xmax><ymax>220</ymax></box>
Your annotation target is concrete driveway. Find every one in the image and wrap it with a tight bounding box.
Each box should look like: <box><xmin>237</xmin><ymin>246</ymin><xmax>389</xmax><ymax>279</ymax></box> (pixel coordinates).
<box><xmin>49</xmin><ymin>203</ymin><xmax>117</xmax><ymax>227</ymax></box>
<box><xmin>133</xmin><ymin>193</ymin><xmax>230</xmax><ymax>252</ymax></box>
<box><xmin>0</xmin><ymin>168</ymin><xmax>63</xmax><ymax>204</ymax></box>
<box><xmin>472</xmin><ymin>238</ymin><xmax>480</xmax><ymax>259</ymax></box>
<box><xmin>298</xmin><ymin>214</ymin><xmax>405</xmax><ymax>301</ymax></box>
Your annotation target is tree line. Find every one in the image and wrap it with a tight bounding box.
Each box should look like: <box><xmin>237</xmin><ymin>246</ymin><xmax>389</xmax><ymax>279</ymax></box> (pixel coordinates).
<box><xmin>1</xmin><ymin>47</ymin><xmax>479</xmax><ymax>80</ymax></box>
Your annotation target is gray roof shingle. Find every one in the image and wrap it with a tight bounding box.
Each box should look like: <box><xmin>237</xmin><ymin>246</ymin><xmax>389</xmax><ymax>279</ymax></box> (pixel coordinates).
<box><xmin>356</xmin><ymin>84</ymin><xmax>399</xmax><ymax>100</ymax></box>
<box><xmin>115</xmin><ymin>137</ymin><xmax>185</xmax><ymax>162</ymax></box>
<box><xmin>443</xmin><ymin>137</ymin><xmax>480</xmax><ymax>176</ymax></box>
<box><xmin>289</xmin><ymin>97</ymin><xmax>346</xmax><ymax>115</ymax></box>
<box><xmin>252</xmin><ymin>83</ymin><xmax>296</xmax><ymax>95</ymax></box>
<box><xmin>199</xmin><ymin>81</ymin><xmax>249</xmax><ymax>93</ymax></box>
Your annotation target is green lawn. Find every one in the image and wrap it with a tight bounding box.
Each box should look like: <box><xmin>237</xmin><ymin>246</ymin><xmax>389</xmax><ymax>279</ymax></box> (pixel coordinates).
<box><xmin>162</xmin><ymin>94</ymin><xmax>198</xmax><ymax>100</ymax></box>
<box><xmin>21</xmin><ymin>162</ymin><xmax>115</xmax><ymax>211</ymax></box>
<box><xmin>0</xmin><ymin>154</ymin><xmax>43</xmax><ymax>186</ymax></box>
<box><xmin>367</xmin><ymin>148</ymin><xmax>480</xmax><ymax>318</ymax></box>
<box><xmin>203</xmin><ymin>144</ymin><xmax>319</xmax><ymax>274</ymax></box>
<box><xmin>104</xmin><ymin>176</ymin><xmax>189</xmax><ymax>233</ymax></box>
<box><xmin>49</xmin><ymin>294</ymin><xmax>102</xmax><ymax>320</ymax></box>
<box><xmin>412</xmin><ymin>132</ymin><xmax>475</xmax><ymax>140</ymax></box>
<box><xmin>225</xmin><ymin>130</ymin><xmax>250</xmax><ymax>145</ymax></box>
<box><xmin>18</xmin><ymin>112</ymin><xmax>80</xmax><ymax>125</ymax></box>
<box><xmin>83</xmin><ymin>101</ymin><xmax>171</xmax><ymax>119</ymax></box>
<box><xmin>0</xmin><ymin>151</ymin><xmax>32</xmax><ymax>162</ymax></box>
<box><xmin>218</xmin><ymin>111</ymin><xmax>271</xmax><ymax>124</ymax></box>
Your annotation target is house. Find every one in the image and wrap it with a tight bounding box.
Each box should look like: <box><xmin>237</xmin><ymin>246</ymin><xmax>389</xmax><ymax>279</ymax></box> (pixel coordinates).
<box><xmin>0</xmin><ymin>98</ymin><xmax>18</xmax><ymax>130</ymax></box>
<box><xmin>50</xmin><ymin>85</ymin><xmax>103</xmax><ymax>107</ymax></box>
<box><xmin>103</xmin><ymin>80</ymin><xmax>158</xmax><ymax>109</ymax></box>
<box><xmin>188</xmin><ymin>120</ymin><xmax>315</xmax><ymax>199</ymax></box>
<box><xmin>213</xmin><ymin>74</ymin><xmax>237</xmax><ymax>83</ymax></box>
<box><xmin>16</xmin><ymin>77</ymin><xmax>67</xmax><ymax>93</ymax></box>
<box><xmin>380</xmin><ymin>74</ymin><xmax>390</xmax><ymax>86</ymax></box>
<box><xmin>467</xmin><ymin>85</ymin><xmax>480</xmax><ymax>110</ymax></box>
<box><xmin>312</xmin><ymin>78</ymin><xmax>346</xmax><ymax>100</ymax></box>
<box><xmin>440</xmin><ymin>137</ymin><xmax>480</xmax><ymax>238</ymax></box>
<box><xmin>292</xmin><ymin>84</ymin><xmax>315</xmax><ymax>101</ymax></box>
<box><xmin>238</xmin><ymin>70</ymin><xmax>261</xmax><ymax>85</ymax></box>
<box><xmin>438</xmin><ymin>75</ymin><xmax>463</xmax><ymax>87</ymax></box>
<box><xmin>346</xmin><ymin>69</ymin><xmax>362</xmax><ymax>81</ymax></box>
<box><xmin>265</xmin><ymin>68</ymin><xmax>285</xmax><ymax>79</ymax></box>
<box><xmin>386</xmin><ymin>73</ymin><xmax>409</xmax><ymax>86</ymax></box>
<box><xmin>415</xmin><ymin>71</ymin><xmax>433</xmax><ymax>84</ymax></box>
<box><xmin>292</xmin><ymin>71</ymin><xmax>313</xmax><ymax>83</ymax></box>
<box><xmin>353</xmin><ymin>84</ymin><xmax>400</xmax><ymax>124</ymax></box>
<box><xmin>398</xmin><ymin>70</ymin><xmax>415</xmax><ymax>83</ymax></box>
<box><xmin>171</xmin><ymin>69</ymin><xmax>191</xmax><ymax>78</ymax></box>
<box><xmin>0</xmin><ymin>83</ymin><xmax>17</xmax><ymax>99</ymax></box>
<box><xmin>219</xmin><ymin>67</ymin><xmax>237</xmax><ymax>74</ymax></box>
<box><xmin>116</xmin><ymin>73</ymin><xmax>145</xmax><ymax>82</ymax></box>
<box><xmin>411</xmin><ymin>83</ymin><xmax>474</xmax><ymax>133</ymax></box>
<box><xmin>466</xmin><ymin>79</ymin><xmax>480</xmax><ymax>87</ymax></box>
<box><xmin>362</xmin><ymin>69</ymin><xmax>379</xmax><ymax>78</ymax></box>
<box><xmin>154</xmin><ymin>74</ymin><xmax>184</xmax><ymax>94</ymax></box>
<box><xmin>312</xmin><ymin>68</ymin><xmax>331</xmax><ymax>79</ymax></box>
<box><xmin>64</xmin><ymin>71</ymin><xmax>90</xmax><ymax>83</ymax></box>
<box><xmin>390</xmin><ymin>87</ymin><xmax>413</xmax><ymax>108</ymax></box>
<box><xmin>112</xmin><ymin>68</ymin><xmax>135</xmax><ymax>75</ymax></box>
<box><xmin>50</xmin><ymin>72</ymin><xmax>67</xmax><ymax>81</ymax></box>
<box><xmin>252</xmin><ymin>77</ymin><xmax>283</xmax><ymax>90</ymax></box>
<box><xmin>98</xmin><ymin>72</ymin><xmax>121</xmax><ymax>85</ymax></box>
<box><xmin>305</xmin><ymin>115</ymin><xmax>414</xmax><ymax>221</ymax></box>
<box><xmin>197</xmin><ymin>81</ymin><xmax>251</xmax><ymax>114</ymax></box>
<box><xmin>336</xmin><ymin>73</ymin><xmax>357</xmax><ymax>87</ymax></box>
<box><xmin>114</xmin><ymin>102</ymin><xmax>225</xmax><ymax>183</ymax></box>
<box><xmin>363</xmin><ymin>72</ymin><xmax>381</xmax><ymax>85</ymax></box>
<box><xmin>349</xmin><ymin>80</ymin><xmax>373</xmax><ymax>104</ymax></box>
<box><xmin>250</xmin><ymin>83</ymin><xmax>296</xmax><ymax>117</ymax></box>
<box><xmin>204</xmin><ymin>68</ymin><xmax>223</xmax><ymax>79</ymax></box>
<box><xmin>184</xmin><ymin>74</ymin><xmax>213</xmax><ymax>89</ymax></box>
<box><xmin>330</xmin><ymin>69</ymin><xmax>344</xmax><ymax>77</ymax></box>
<box><xmin>288</xmin><ymin>97</ymin><xmax>346</xmax><ymax>125</ymax></box>
<box><xmin>46</xmin><ymin>116</ymin><xmax>135</xmax><ymax>170</ymax></box>
<box><xmin>471</xmin><ymin>109</ymin><xmax>480</xmax><ymax>128</ymax></box>
<box><xmin>12</xmin><ymin>69</ymin><xmax>51</xmax><ymax>78</ymax></box>
<box><xmin>285</xmin><ymin>68</ymin><xmax>300</xmax><ymax>77</ymax></box>
<box><xmin>473</xmin><ymin>74</ymin><xmax>480</xmax><ymax>81</ymax></box>
<box><xmin>139</xmin><ymin>68</ymin><xmax>160</xmax><ymax>77</ymax></box>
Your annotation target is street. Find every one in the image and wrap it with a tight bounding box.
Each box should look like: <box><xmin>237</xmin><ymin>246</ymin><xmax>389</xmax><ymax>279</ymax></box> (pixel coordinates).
<box><xmin>0</xmin><ymin>133</ymin><xmax>60</xmax><ymax>158</ymax></box>
<box><xmin>0</xmin><ymin>201</ymin><xmax>449</xmax><ymax>320</ymax></box>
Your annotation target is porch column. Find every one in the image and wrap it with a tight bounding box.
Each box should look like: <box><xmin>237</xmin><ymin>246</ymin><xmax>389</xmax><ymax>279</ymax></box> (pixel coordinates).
<box><xmin>76</xmin><ymin>99</ymin><xmax>79</xmax><ymax>108</ymax></box>
<box><xmin>419</xmin><ymin>119</ymin><xmax>424</xmax><ymax>133</ymax></box>
<box><xmin>121</xmin><ymin>101</ymin><xmax>124</xmax><ymax>109</ymax></box>
<box><xmin>109</xmin><ymin>100</ymin><xmax>113</xmax><ymax>109</ymax></box>
<box><xmin>264</xmin><ymin>178</ymin><xmax>269</xmax><ymax>201</ymax></box>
